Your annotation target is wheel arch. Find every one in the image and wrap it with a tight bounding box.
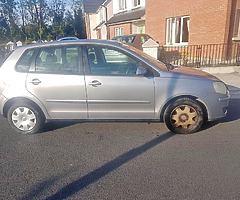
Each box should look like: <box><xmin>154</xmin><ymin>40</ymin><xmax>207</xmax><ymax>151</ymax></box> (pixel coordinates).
<box><xmin>159</xmin><ymin>95</ymin><xmax>208</xmax><ymax>122</ymax></box>
<box><xmin>3</xmin><ymin>97</ymin><xmax>47</xmax><ymax>120</ymax></box>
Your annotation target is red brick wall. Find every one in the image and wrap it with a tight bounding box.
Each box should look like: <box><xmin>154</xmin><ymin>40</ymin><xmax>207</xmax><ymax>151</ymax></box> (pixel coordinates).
<box><xmin>146</xmin><ymin>0</ymin><xmax>235</xmax><ymax>45</ymax></box>
<box><xmin>109</xmin><ymin>23</ymin><xmax>132</xmax><ymax>39</ymax></box>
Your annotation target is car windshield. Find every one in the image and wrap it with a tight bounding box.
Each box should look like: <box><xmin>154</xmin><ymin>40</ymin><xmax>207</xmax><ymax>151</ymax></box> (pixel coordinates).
<box><xmin>123</xmin><ymin>44</ymin><xmax>168</xmax><ymax>71</ymax></box>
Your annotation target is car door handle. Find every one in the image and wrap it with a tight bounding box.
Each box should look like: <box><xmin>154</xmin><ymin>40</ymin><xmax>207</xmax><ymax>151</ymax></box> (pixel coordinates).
<box><xmin>30</xmin><ymin>79</ymin><xmax>41</xmax><ymax>85</ymax></box>
<box><xmin>88</xmin><ymin>80</ymin><xmax>102</xmax><ymax>87</ymax></box>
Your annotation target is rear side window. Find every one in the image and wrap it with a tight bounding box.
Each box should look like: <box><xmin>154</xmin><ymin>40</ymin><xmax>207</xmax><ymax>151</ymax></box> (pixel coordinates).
<box><xmin>0</xmin><ymin>49</ymin><xmax>13</xmax><ymax>67</ymax></box>
<box><xmin>16</xmin><ymin>50</ymin><xmax>35</xmax><ymax>72</ymax></box>
<box><xmin>34</xmin><ymin>46</ymin><xmax>80</xmax><ymax>74</ymax></box>
<box><xmin>35</xmin><ymin>47</ymin><xmax>62</xmax><ymax>73</ymax></box>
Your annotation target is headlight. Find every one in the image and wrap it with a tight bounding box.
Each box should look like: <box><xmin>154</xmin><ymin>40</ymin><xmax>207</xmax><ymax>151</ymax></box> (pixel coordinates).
<box><xmin>213</xmin><ymin>81</ymin><xmax>227</xmax><ymax>95</ymax></box>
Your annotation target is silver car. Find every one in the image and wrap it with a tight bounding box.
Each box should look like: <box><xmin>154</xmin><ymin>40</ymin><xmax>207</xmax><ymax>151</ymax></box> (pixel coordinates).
<box><xmin>0</xmin><ymin>40</ymin><xmax>230</xmax><ymax>134</ymax></box>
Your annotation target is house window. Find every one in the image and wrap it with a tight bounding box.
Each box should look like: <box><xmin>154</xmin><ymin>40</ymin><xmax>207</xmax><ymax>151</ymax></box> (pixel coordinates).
<box><xmin>233</xmin><ymin>9</ymin><xmax>240</xmax><ymax>38</ymax></box>
<box><xmin>133</xmin><ymin>0</ymin><xmax>141</xmax><ymax>7</ymax></box>
<box><xmin>166</xmin><ymin>16</ymin><xmax>190</xmax><ymax>45</ymax></box>
<box><xmin>99</xmin><ymin>8</ymin><xmax>105</xmax><ymax>22</ymax></box>
<box><xmin>115</xmin><ymin>27</ymin><xmax>124</xmax><ymax>36</ymax></box>
<box><xmin>119</xmin><ymin>0</ymin><xmax>126</xmax><ymax>11</ymax></box>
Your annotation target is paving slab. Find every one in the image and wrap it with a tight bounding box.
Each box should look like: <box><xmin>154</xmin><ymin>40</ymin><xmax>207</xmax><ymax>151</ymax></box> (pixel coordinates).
<box><xmin>213</xmin><ymin>72</ymin><xmax>240</xmax><ymax>87</ymax></box>
<box><xmin>211</xmin><ymin>72</ymin><xmax>240</xmax><ymax>99</ymax></box>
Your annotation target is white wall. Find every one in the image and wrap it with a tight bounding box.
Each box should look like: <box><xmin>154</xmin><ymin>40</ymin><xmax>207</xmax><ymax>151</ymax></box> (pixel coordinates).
<box><xmin>106</xmin><ymin>0</ymin><xmax>114</xmax><ymax>20</ymax></box>
<box><xmin>89</xmin><ymin>14</ymin><xmax>98</xmax><ymax>39</ymax></box>
<box><xmin>113</xmin><ymin>0</ymin><xmax>145</xmax><ymax>15</ymax></box>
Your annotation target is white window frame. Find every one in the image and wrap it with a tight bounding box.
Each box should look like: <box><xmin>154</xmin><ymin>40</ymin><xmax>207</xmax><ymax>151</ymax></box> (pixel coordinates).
<box><xmin>115</xmin><ymin>27</ymin><xmax>124</xmax><ymax>36</ymax></box>
<box><xmin>166</xmin><ymin>16</ymin><xmax>190</xmax><ymax>46</ymax></box>
<box><xmin>119</xmin><ymin>0</ymin><xmax>127</xmax><ymax>11</ymax></box>
<box><xmin>133</xmin><ymin>0</ymin><xmax>141</xmax><ymax>8</ymax></box>
<box><xmin>99</xmin><ymin>8</ymin><xmax>105</xmax><ymax>23</ymax></box>
<box><xmin>233</xmin><ymin>9</ymin><xmax>240</xmax><ymax>40</ymax></box>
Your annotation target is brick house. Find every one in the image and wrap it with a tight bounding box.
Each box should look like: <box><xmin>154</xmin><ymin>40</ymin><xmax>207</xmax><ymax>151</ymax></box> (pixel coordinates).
<box><xmin>106</xmin><ymin>0</ymin><xmax>146</xmax><ymax>39</ymax></box>
<box><xmin>84</xmin><ymin>0</ymin><xmax>146</xmax><ymax>40</ymax></box>
<box><xmin>146</xmin><ymin>0</ymin><xmax>240</xmax><ymax>46</ymax></box>
<box><xmin>83</xmin><ymin>0</ymin><xmax>105</xmax><ymax>39</ymax></box>
<box><xmin>94</xmin><ymin>0</ymin><xmax>114</xmax><ymax>40</ymax></box>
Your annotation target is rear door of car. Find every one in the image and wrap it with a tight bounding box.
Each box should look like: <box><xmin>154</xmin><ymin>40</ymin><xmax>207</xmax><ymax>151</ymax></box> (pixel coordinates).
<box><xmin>83</xmin><ymin>44</ymin><xmax>156</xmax><ymax>120</ymax></box>
<box><xmin>26</xmin><ymin>45</ymin><xmax>88</xmax><ymax>119</ymax></box>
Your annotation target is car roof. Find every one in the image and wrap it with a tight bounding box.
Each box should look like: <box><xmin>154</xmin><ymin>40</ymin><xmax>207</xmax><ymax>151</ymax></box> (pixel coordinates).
<box><xmin>60</xmin><ymin>37</ymin><xmax>78</xmax><ymax>39</ymax></box>
<box><xmin>17</xmin><ymin>39</ymin><xmax>122</xmax><ymax>51</ymax></box>
<box><xmin>59</xmin><ymin>36</ymin><xmax>77</xmax><ymax>39</ymax></box>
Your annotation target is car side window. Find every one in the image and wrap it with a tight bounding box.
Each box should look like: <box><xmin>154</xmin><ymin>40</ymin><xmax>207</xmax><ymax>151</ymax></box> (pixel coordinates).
<box><xmin>35</xmin><ymin>47</ymin><xmax>62</xmax><ymax>73</ymax></box>
<box><xmin>34</xmin><ymin>46</ymin><xmax>80</xmax><ymax>74</ymax></box>
<box><xmin>103</xmin><ymin>48</ymin><xmax>134</xmax><ymax>64</ymax></box>
<box><xmin>16</xmin><ymin>49</ymin><xmax>35</xmax><ymax>72</ymax></box>
<box><xmin>86</xmin><ymin>46</ymin><xmax>146</xmax><ymax>76</ymax></box>
<box><xmin>64</xmin><ymin>47</ymin><xmax>80</xmax><ymax>73</ymax></box>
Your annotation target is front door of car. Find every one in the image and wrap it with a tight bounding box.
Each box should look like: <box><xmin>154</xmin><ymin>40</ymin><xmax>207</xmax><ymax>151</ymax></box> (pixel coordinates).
<box><xmin>84</xmin><ymin>45</ymin><xmax>155</xmax><ymax>119</ymax></box>
<box><xmin>26</xmin><ymin>45</ymin><xmax>88</xmax><ymax>119</ymax></box>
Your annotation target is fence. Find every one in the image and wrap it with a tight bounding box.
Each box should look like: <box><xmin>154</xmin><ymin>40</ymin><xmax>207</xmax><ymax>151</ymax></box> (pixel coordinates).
<box><xmin>159</xmin><ymin>43</ymin><xmax>240</xmax><ymax>67</ymax></box>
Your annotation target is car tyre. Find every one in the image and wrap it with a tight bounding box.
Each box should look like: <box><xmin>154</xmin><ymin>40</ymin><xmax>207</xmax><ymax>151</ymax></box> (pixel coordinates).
<box><xmin>7</xmin><ymin>102</ymin><xmax>44</xmax><ymax>134</ymax></box>
<box><xmin>164</xmin><ymin>98</ymin><xmax>204</xmax><ymax>134</ymax></box>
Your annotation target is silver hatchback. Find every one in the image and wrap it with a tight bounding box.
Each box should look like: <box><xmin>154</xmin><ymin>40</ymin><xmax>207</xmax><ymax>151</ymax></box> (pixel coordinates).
<box><xmin>0</xmin><ymin>40</ymin><xmax>230</xmax><ymax>134</ymax></box>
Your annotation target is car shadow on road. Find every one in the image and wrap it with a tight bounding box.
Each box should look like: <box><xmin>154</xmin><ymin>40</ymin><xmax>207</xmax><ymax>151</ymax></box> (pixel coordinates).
<box><xmin>41</xmin><ymin>121</ymin><xmax>79</xmax><ymax>133</ymax></box>
<box><xmin>21</xmin><ymin>132</ymin><xmax>174</xmax><ymax>200</ymax></box>
<box><xmin>20</xmin><ymin>166</ymin><xmax>83</xmax><ymax>200</ymax></box>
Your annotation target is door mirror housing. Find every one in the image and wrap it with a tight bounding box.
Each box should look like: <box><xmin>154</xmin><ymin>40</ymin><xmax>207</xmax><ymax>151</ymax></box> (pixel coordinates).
<box><xmin>136</xmin><ymin>65</ymin><xmax>148</xmax><ymax>76</ymax></box>
<box><xmin>136</xmin><ymin>63</ymin><xmax>154</xmax><ymax>77</ymax></box>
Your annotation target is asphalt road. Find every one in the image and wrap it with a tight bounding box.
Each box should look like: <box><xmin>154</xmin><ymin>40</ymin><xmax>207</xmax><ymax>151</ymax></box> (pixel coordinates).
<box><xmin>1</xmin><ymin>99</ymin><xmax>240</xmax><ymax>200</ymax></box>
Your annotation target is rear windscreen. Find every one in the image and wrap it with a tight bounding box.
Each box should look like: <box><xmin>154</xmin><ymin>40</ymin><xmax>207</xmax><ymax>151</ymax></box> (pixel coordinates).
<box><xmin>0</xmin><ymin>50</ymin><xmax>13</xmax><ymax>67</ymax></box>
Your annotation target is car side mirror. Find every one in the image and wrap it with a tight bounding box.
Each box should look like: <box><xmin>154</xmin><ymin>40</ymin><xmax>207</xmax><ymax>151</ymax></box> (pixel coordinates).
<box><xmin>136</xmin><ymin>65</ymin><xmax>149</xmax><ymax>76</ymax></box>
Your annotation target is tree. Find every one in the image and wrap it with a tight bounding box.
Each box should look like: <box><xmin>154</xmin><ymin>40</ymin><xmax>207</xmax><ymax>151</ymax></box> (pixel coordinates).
<box><xmin>18</xmin><ymin>0</ymin><xmax>29</xmax><ymax>40</ymax></box>
<box><xmin>0</xmin><ymin>0</ymin><xmax>19</xmax><ymax>41</ymax></box>
<box><xmin>63</xmin><ymin>11</ymin><xmax>75</xmax><ymax>37</ymax></box>
<box><xmin>0</xmin><ymin>0</ymin><xmax>87</xmax><ymax>43</ymax></box>
<box><xmin>49</xmin><ymin>0</ymin><xmax>65</xmax><ymax>39</ymax></box>
<box><xmin>24</xmin><ymin>0</ymin><xmax>49</xmax><ymax>40</ymax></box>
<box><xmin>72</xmin><ymin>0</ymin><xmax>86</xmax><ymax>39</ymax></box>
<box><xmin>0</xmin><ymin>16</ymin><xmax>10</xmax><ymax>43</ymax></box>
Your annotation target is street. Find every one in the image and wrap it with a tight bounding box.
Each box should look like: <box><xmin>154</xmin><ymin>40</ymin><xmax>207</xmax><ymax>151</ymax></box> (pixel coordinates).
<box><xmin>0</xmin><ymin>98</ymin><xmax>240</xmax><ymax>200</ymax></box>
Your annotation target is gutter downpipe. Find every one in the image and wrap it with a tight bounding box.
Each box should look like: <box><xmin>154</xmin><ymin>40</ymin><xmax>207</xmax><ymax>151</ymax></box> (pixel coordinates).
<box><xmin>100</xmin><ymin>5</ymin><xmax>110</xmax><ymax>39</ymax></box>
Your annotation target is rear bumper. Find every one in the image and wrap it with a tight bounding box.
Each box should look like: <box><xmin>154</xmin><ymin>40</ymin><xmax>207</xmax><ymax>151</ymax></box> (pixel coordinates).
<box><xmin>0</xmin><ymin>94</ymin><xmax>7</xmax><ymax>116</ymax></box>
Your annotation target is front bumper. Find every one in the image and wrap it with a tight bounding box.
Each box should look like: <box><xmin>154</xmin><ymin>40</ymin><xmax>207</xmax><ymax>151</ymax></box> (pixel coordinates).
<box><xmin>207</xmin><ymin>92</ymin><xmax>231</xmax><ymax>121</ymax></box>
